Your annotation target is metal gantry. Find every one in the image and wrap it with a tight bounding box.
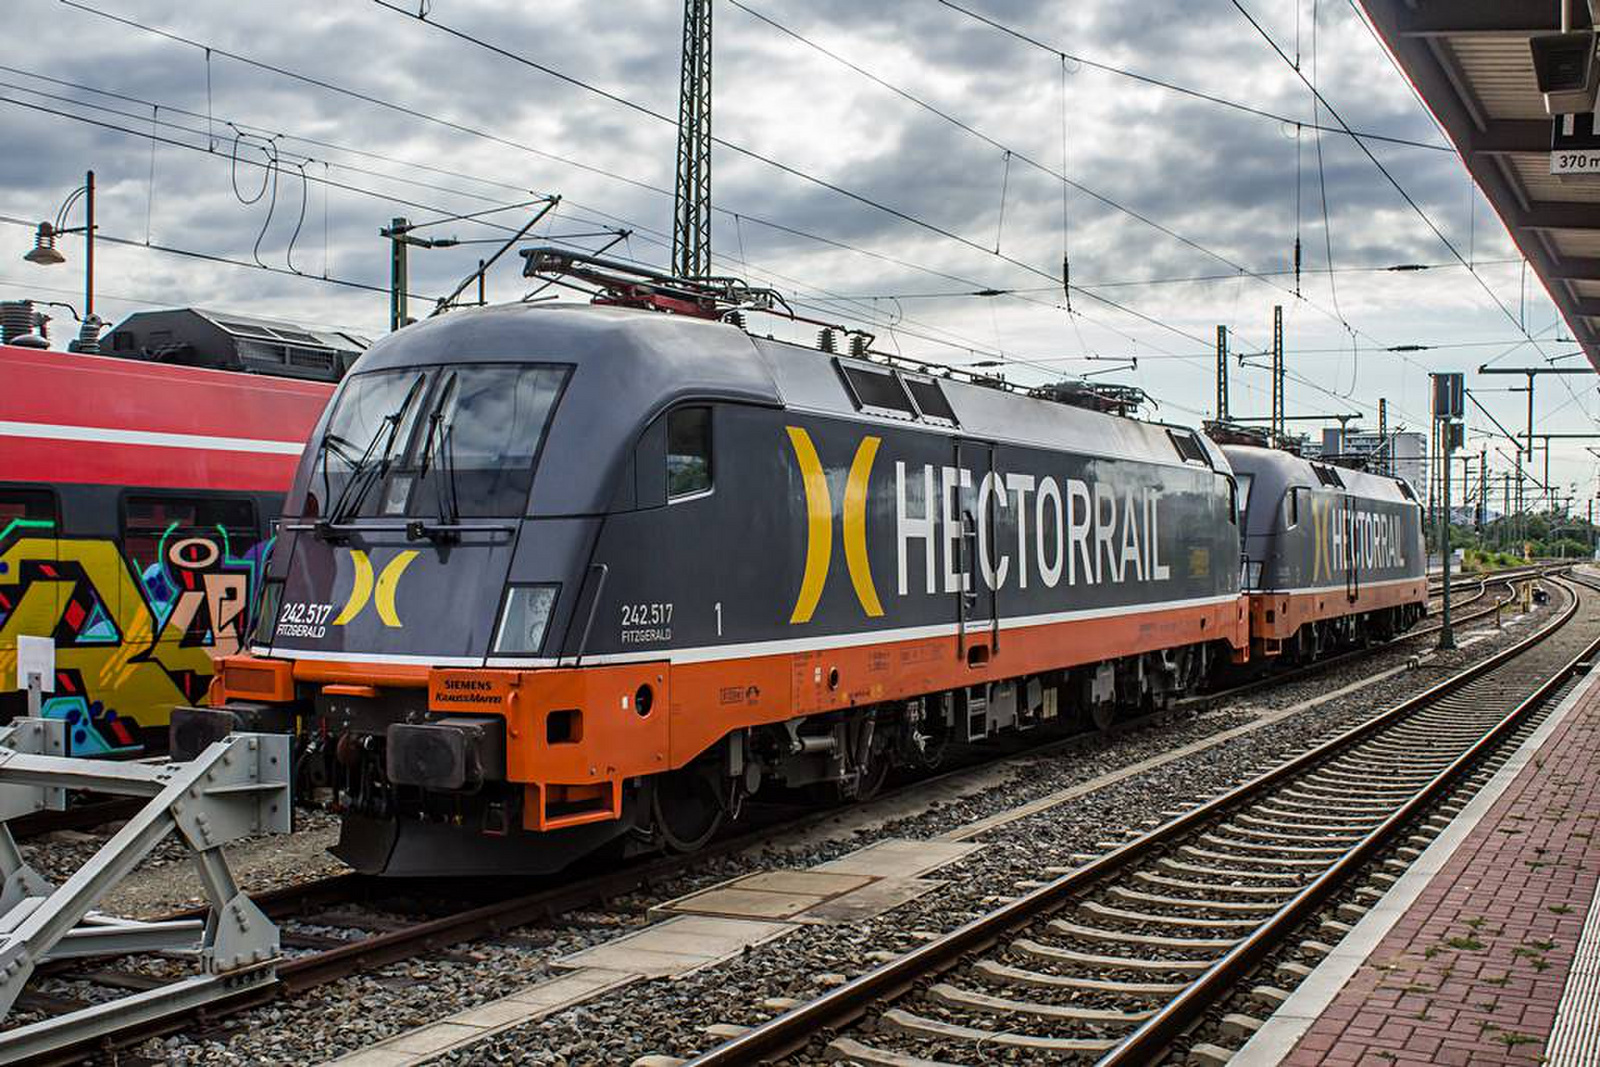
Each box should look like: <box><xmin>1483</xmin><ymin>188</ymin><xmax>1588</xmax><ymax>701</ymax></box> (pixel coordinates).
<box><xmin>1270</xmin><ymin>305</ymin><xmax>1284</xmax><ymax>446</ymax></box>
<box><xmin>1215</xmin><ymin>324</ymin><xmax>1230</xmax><ymax>421</ymax></box>
<box><xmin>0</xmin><ymin>720</ymin><xmax>290</xmax><ymax>1061</ymax></box>
<box><xmin>1377</xmin><ymin>398</ymin><xmax>1389</xmax><ymax>477</ymax></box>
<box><xmin>672</xmin><ymin>0</ymin><xmax>713</xmax><ymax>279</ymax></box>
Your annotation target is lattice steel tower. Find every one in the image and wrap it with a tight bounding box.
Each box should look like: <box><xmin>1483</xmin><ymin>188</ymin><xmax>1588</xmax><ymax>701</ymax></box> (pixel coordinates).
<box><xmin>672</xmin><ymin>0</ymin><xmax>712</xmax><ymax>279</ymax></box>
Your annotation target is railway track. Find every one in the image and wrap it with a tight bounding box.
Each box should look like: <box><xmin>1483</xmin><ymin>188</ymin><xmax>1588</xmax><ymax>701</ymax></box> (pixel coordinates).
<box><xmin>1183</xmin><ymin>566</ymin><xmax>1537</xmax><ymax>713</ymax></box>
<box><xmin>1</xmin><ymin>570</ymin><xmax>1557</xmax><ymax>1062</ymax></box>
<box><xmin>4</xmin><ymin>693</ymin><xmax>1247</xmax><ymax>1063</ymax></box>
<box><xmin>685</xmin><ymin>573</ymin><xmax>1598</xmax><ymax>1066</ymax></box>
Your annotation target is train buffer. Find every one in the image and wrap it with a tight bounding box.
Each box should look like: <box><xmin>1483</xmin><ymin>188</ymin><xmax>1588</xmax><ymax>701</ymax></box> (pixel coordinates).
<box><xmin>0</xmin><ymin>717</ymin><xmax>290</xmax><ymax>1061</ymax></box>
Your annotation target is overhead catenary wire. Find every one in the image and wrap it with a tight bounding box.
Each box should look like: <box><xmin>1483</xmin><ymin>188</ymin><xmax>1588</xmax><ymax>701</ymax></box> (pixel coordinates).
<box><xmin>340</xmin><ymin>1</ymin><xmax>1363</xmax><ymax>391</ymax></box>
<box><xmin>2</xmin><ymin>72</ymin><xmax>1137</xmax><ymax>376</ymax></box>
<box><xmin>29</xmin><ymin>12</ymin><xmax>1192</xmax><ymax>367</ymax></box>
<box><xmin>42</xmin><ymin>0</ymin><xmax>1459</xmax><ymax>429</ymax></box>
<box><xmin>0</xmin><ymin>64</ymin><xmax>694</xmax><ymax>269</ymax></box>
<box><xmin>1308</xmin><ymin>0</ymin><xmax>1356</xmax><ymax>394</ymax></box>
<box><xmin>823</xmin><ymin>260</ymin><xmax>1526</xmax><ymax>299</ymax></box>
<box><xmin>1060</xmin><ymin>53</ymin><xmax>1072</xmax><ymax>314</ymax></box>
<box><xmin>932</xmin><ymin>0</ymin><xmax>1573</xmax><ymax>433</ymax></box>
<box><xmin>724</xmin><ymin>0</ymin><xmax>1361</xmax><ymax>342</ymax></box>
<box><xmin>393</xmin><ymin>0</ymin><xmax>1424</xmax><ymax>423</ymax></box>
<box><xmin>929</xmin><ymin>0</ymin><xmax>1453</xmax><ymax>154</ymax></box>
<box><xmin>0</xmin><ymin>23</ymin><xmax>1574</xmax><ymax>476</ymax></box>
<box><xmin>51</xmin><ymin>0</ymin><xmax>1391</xmax><ymax>403</ymax></box>
<box><xmin>0</xmin><ymin>66</ymin><xmax>960</xmax><ymax>347</ymax></box>
<box><xmin>719</xmin><ymin>0</ymin><xmax>1412</xmax><ymax>388</ymax></box>
<box><xmin>1228</xmin><ymin>0</ymin><xmax>1599</xmax><ymax>448</ymax></box>
<box><xmin>0</xmin><ymin>93</ymin><xmax>539</xmax><ymax>238</ymax></box>
<box><xmin>6</xmin><ymin>32</ymin><xmax>1350</xmax><ymax>412</ymax></box>
<box><xmin>1230</xmin><ymin>0</ymin><xmax>1556</xmax><ymax>359</ymax></box>
<box><xmin>1301</xmin><ymin>0</ymin><xmax>1595</xmax><ymax>427</ymax></box>
<box><xmin>0</xmin><ymin>212</ymin><xmax>438</xmax><ymax>302</ymax></box>
<box><xmin>359</xmin><ymin>0</ymin><xmax>1313</xmax><ymax>350</ymax></box>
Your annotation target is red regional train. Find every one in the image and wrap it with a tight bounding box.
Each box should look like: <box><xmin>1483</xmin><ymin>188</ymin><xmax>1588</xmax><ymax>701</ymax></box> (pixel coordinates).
<box><xmin>0</xmin><ymin>316</ymin><xmax>338</xmax><ymax>754</ymax></box>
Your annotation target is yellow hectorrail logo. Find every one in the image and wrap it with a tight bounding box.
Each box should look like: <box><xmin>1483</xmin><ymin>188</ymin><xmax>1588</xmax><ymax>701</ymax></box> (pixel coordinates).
<box><xmin>1311</xmin><ymin>496</ymin><xmax>1333</xmax><ymax>582</ymax></box>
<box><xmin>786</xmin><ymin>426</ymin><xmax>883</xmax><ymax>624</ymax></box>
<box><xmin>333</xmin><ymin>549</ymin><xmax>419</xmax><ymax>628</ymax></box>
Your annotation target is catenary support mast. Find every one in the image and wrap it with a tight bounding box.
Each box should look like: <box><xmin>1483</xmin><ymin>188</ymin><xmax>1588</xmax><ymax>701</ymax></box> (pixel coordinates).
<box><xmin>673</xmin><ymin>0</ymin><xmax>713</xmax><ymax>279</ymax></box>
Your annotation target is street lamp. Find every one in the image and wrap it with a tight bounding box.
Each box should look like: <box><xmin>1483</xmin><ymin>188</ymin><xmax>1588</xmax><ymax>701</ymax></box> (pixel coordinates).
<box><xmin>23</xmin><ymin>224</ymin><xmax>65</xmax><ymax>266</ymax></box>
<box><xmin>23</xmin><ymin>170</ymin><xmax>97</xmax><ymax>332</ymax></box>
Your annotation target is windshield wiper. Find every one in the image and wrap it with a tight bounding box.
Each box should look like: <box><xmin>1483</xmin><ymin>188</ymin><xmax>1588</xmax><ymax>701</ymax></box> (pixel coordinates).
<box><xmin>316</xmin><ymin>432</ymin><xmax>360</xmax><ymax>515</ymax></box>
<box><xmin>317</xmin><ymin>373</ymin><xmax>426</xmax><ymax>539</ymax></box>
<box><xmin>440</xmin><ymin>423</ymin><xmax>461</xmax><ymax>524</ymax></box>
<box><xmin>409</xmin><ymin>373</ymin><xmax>462</xmax><ymax>544</ymax></box>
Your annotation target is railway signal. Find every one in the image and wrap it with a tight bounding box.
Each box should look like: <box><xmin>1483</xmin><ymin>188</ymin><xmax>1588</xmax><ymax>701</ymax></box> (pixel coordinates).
<box><xmin>1432</xmin><ymin>371</ymin><xmax>1464</xmax><ymax>650</ymax></box>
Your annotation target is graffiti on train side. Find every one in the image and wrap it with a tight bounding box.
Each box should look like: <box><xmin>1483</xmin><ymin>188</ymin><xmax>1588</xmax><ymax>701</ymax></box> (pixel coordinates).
<box><xmin>0</xmin><ymin>523</ymin><xmax>269</xmax><ymax>754</ymax></box>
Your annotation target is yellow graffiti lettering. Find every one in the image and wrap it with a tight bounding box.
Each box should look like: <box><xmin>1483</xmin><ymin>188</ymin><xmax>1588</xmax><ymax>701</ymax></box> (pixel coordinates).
<box><xmin>0</xmin><ymin>536</ymin><xmax>224</xmax><ymax>733</ymax></box>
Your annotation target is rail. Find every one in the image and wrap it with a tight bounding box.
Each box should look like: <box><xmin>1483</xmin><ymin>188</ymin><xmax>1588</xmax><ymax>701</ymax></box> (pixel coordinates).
<box><xmin>686</xmin><ymin>573</ymin><xmax>1587</xmax><ymax>1064</ymax></box>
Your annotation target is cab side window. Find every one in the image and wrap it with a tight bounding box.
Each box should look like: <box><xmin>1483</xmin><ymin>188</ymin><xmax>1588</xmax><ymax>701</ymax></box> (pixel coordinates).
<box><xmin>667</xmin><ymin>407</ymin><xmax>712</xmax><ymax>498</ymax></box>
<box><xmin>1284</xmin><ymin>486</ymin><xmax>1308</xmax><ymax>529</ymax></box>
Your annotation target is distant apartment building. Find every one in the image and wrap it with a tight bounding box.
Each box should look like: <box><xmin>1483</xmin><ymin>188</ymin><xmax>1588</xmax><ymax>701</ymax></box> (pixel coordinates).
<box><xmin>1307</xmin><ymin>428</ymin><xmax>1427</xmax><ymax>493</ymax></box>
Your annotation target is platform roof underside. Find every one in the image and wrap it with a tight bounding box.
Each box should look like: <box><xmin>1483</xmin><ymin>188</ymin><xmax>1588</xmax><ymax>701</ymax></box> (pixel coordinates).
<box><xmin>1361</xmin><ymin>0</ymin><xmax>1600</xmax><ymax>371</ymax></box>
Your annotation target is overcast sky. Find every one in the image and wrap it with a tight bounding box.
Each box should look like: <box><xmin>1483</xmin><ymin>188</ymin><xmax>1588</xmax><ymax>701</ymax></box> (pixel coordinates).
<box><xmin>3</xmin><ymin>0</ymin><xmax>1597</xmax><ymax>505</ymax></box>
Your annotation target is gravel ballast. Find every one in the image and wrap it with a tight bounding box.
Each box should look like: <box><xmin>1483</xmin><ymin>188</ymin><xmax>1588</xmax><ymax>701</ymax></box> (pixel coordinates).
<box><xmin>47</xmin><ymin>600</ymin><xmax>1550</xmax><ymax>1066</ymax></box>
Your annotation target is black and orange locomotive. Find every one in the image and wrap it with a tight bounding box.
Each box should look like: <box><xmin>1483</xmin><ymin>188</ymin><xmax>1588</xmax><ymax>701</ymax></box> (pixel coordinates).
<box><xmin>181</xmin><ymin>269</ymin><xmax>1426</xmax><ymax>876</ymax></box>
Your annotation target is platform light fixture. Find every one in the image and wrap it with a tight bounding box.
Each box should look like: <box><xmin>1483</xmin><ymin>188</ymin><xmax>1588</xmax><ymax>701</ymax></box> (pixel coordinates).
<box><xmin>1531</xmin><ymin>31</ymin><xmax>1598</xmax><ymax>113</ymax></box>
<box><xmin>1530</xmin><ymin>1</ymin><xmax>1599</xmax><ymax>115</ymax></box>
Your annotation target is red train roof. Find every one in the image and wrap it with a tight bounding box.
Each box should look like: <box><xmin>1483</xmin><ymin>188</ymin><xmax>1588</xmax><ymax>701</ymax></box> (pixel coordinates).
<box><xmin>0</xmin><ymin>344</ymin><xmax>333</xmax><ymax>493</ymax></box>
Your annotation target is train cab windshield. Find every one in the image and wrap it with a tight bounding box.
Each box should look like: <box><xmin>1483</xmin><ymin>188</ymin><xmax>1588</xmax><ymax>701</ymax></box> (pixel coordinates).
<box><xmin>309</xmin><ymin>362</ymin><xmax>569</xmax><ymax>520</ymax></box>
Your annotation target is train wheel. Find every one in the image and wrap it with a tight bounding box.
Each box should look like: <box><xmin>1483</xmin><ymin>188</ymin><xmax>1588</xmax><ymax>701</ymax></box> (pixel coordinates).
<box><xmin>855</xmin><ymin>746</ymin><xmax>892</xmax><ymax>802</ymax></box>
<box><xmin>911</xmin><ymin>722</ymin><xmax>951</xmax><ymax>770</ymax></box>
<box><xmin>1091</xmin><ymin>701</ymin><xmax>1116</xmax><ymax>732</ymax></box>
<box><xmin>651</xmin><ymin>767</ymin><xmax>724</xmax><ymax>853</ymax></box>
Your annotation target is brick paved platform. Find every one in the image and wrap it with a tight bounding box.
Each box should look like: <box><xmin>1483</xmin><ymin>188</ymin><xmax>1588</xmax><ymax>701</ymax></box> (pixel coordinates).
<box><xmin>1236</xmin><ymin>661</ymin><xmax>1600</xmax><ymax>1066</ymax></box>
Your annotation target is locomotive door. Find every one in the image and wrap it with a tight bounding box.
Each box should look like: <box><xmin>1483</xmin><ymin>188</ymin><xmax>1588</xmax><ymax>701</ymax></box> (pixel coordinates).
<box><xmin>1342</xmin><ymin>493</ymin><xmax>1359</xmax><ymax>602</ymax></box>
<box><xmin>951</xmin><ymin>437</ymin><xmax>999</xmax><ymax>661</ymax></box>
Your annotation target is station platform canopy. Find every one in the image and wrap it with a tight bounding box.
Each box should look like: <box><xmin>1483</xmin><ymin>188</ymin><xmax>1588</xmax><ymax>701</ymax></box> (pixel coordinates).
<box><xmin>1360</xmin><ymin>0</ymin><xmax>1600</xmax><ymax>372</ymax></box>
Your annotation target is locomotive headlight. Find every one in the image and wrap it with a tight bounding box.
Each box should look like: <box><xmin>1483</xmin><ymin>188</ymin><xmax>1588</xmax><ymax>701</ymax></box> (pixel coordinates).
<box><xmin>494</xmin><ymin>584</ymin><xmax>559</xmax><ymax>655</ymax></box>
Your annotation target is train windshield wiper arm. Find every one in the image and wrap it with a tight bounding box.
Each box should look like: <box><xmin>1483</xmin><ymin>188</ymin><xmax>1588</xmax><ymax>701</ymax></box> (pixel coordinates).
<box><xmin>319</xmin><ymin>372</ymin><xmax>427</xmax><ymax>538</ymax></box>
<box><xmin>316</xmin><ymin>432</ymin><xmax>360</xmax><ymax>514</ymax></box>
<box><xmin>410</xmin><ymin>372</ymin><xmax>462</xmax><ymax>543</ymax></box>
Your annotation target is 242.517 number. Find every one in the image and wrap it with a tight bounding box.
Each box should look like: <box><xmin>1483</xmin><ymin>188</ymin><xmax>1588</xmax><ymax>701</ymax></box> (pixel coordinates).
<box><xmin>621</xmin><ymin>602</ymin><xmax>673</xmax><ymax>627</ymax></box>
